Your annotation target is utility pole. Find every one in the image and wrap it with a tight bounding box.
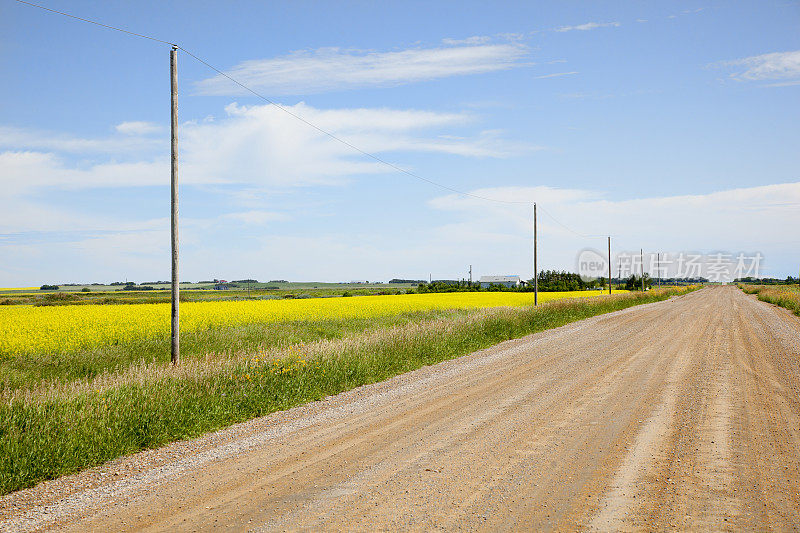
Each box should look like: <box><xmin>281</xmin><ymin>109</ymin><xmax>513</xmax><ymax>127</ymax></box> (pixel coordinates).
<box><xmin>469</xmin><ymin>265</ymin><xmax>472</xmax><ymax>286</ymax></box>
<box><xmin>533</xmin><ymin>203</ymin><xmax>538</xmax><ymax>306</ymax></box>
<box><xmin>607</xmin><ymin>236</ymin><xmax>612</xmax><ymax>295</ymax></box>
<box><xmin>170</xmin><ymin>46</ymin><xmax>180</xmax><ymax>365</ymax></box>
<box><xmin>618</xmin><ymin>263</ymin><xmax>621</xmax><ymax>290</ymax></box>
<box><xmin>640</xmin><ymin>248</ymin><xmax>644</xmax><ymax>292</ymax></box>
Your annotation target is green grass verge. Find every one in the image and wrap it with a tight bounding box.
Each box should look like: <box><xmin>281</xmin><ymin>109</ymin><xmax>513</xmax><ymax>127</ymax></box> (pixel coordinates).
<box><xmin>0</xmin><ymin>287</ymin><xmax>694</xmax><ymax>495</ymax></box>
<box><xmin>0</xmin><ymin>310</ymin><xmax>470</xmax><ymax>390</ymax></box>
<box><xmin>738</xmin><ymin>284</ymin><xmax>800</xmax><ymax>316</ymax></box>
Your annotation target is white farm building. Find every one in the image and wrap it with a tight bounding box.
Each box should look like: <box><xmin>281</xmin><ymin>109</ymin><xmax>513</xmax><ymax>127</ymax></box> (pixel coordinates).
<box><xmin>479</xmin><ymin>275</ymin><xmax>521</xmax><ymax>288</ymax></box>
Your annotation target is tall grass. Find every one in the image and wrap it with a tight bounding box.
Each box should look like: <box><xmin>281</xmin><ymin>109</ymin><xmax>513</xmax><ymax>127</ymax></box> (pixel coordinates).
<box><xmin>739</xmin><ymin>284</ymin><xmax>800</xmax><ymax>316</ymax></box>
<box><xmin>0</xmin><ymin>287</ymin><xmax>694</xmax><ymax>495</ymax></box>
<box><xmin>0</xmin><ymin>310</ymin><xmax>470</xmax><ymax>390</ymax></box>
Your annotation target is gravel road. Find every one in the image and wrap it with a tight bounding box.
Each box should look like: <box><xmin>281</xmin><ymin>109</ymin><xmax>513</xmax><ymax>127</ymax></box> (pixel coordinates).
<box><xmin>2</xmin><ymin>286</ymin><xmax>799</xmax><ymax>531</ymax></box>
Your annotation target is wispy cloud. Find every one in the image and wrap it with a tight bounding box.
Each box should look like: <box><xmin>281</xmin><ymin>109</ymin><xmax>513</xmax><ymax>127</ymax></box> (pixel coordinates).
<box><xmin>427</xmin><ymin>182</ymin><xmax>800</xmax><ymax>279</ymax></box>
<box><xmin>442</xmin><ymin>36</ymin><xmax>491</xmax><ymax>46</ymax></box>
<box><xmin>195</xmin><ymin>43</ymin><xmax>529</xmax><ymax>96</ymax></box>
<box><xmin>115</xmin><ymin>121</ymin><xmax>162</xmax><ymax>135</ymax></box>
<box><xmin>554</xmin><ymin>21</ymin><xmax>620</xmax><ymax>32</ymax></box>
<box><xmin>0</xmin><ymin>102</ymin><xmax>540</xmax><ymax>235</ymax></box>
<box><xmin>559</xmin><ymin>92</ymin><xmax>615</xmax><ymax>100</ymax></box>
<box><xmin>0</xmin><ymin>126</ymin><xmax>161</xmax><ymax>154</ymax></box>
<box><xmin>535</xmin><ymin>71</ymin><xmax>578</xmax><ymax>79</ymax></box>
<box><xmin>721</xmin><ymin>50</ymin><xmax>800</xmax><ymax>83</ymax></box>
<box><xmin>221</xmin><ymin>210</ymin><xmax>288</xmax><ymax>225</ymax></box>
<box><xmin>762</xmin><ymin>79</ymin><xmax>800</xmax><ymax>88</ymax></box>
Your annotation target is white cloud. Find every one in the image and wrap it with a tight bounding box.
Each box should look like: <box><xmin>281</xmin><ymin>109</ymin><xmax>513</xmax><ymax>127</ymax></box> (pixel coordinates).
<box><xmin>429</xmin><ymin>186</ymin><xmax>599</xmax><ymax>211</ymax></box>
<box><xmin>179</xmin><ymin>102</ymin><xmax>530</xmax><ymax>190</ymax></box>
<box><xmin>0</xmin><ymin>126</ymin><xmax>160</xmax><ymax>154</ymax></box>
<box><xmin>179</xmin><ymin>182</ymin><xmax>800</xmax><ymax>282</ymax></box>
<box><xmin>0</xmin><ymin>102</ymin><xmax>537</xmax><ymax>235</ymax></box>
<box><xmin>195</xmin><ymin>43</ymin><xmax>529</xmax><ymax>96</ymax></box>
<box><xmin>762</xmin><ymin>80</ymin><xmax>800</xmax><ymax>88</ymax></box>
<box><xmin>535</xmin><ymin>71</ymin><xmax>579</xmax><ymax>79</ymax></box>
<box><xmin>722</xmin><ymin>50</ymin><xmax>800</xmax><ymax>82</ymax></box>
<box><xmin>0</xmin><ymin>151</ymin><xmax>172</xmax><ymax>197</ymax></box>
<box><xmin>115</xmin><ymin>121</ymin><xmax>162</xmax><ymax>135</ymax></box>
<box><xmin>1</xmin><ymin>103</ymin><xmax>528</xmax><ymax>193</ymax></box>
<box><xmin>427</xmin><ymin>182</ymin><xmax>800</xmax><ymax>279</ymax></box>
<box><xmin>3</xmin><ymin>181</ymin><xmax>799</xmax><ymax>285</ymax></box>
<box><xmin>221</xmin><ymin>210</ymin><xmax>288</xmax><ymax>225</ymax></box>
<box><xmin>554</xmin><ymin>21</ymin><xmax>621</xmax><ymax>32</ymax></box>
<box><xmin>442</xmin><ymin>36</ymin><xmax>491</xmax><ymax>46</ymax></box>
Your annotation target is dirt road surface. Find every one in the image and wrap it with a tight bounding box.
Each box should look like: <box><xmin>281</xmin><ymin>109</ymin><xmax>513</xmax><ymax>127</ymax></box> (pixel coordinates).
<box><xmin>2</xmin><ymin>286</ymin><xmax>799</xmax><ymax>531</ymax></box>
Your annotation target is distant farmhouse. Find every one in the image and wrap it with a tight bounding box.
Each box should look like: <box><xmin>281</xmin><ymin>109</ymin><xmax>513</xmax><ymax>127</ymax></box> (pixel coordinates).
<box><xmin>479</xmin><ymin>275</ymin><xmax>521</xmax><ymax>289</ymax></box>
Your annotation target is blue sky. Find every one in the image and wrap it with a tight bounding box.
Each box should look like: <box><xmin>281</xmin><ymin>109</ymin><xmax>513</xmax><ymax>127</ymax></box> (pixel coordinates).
<box><xmin>1</xmin><ymin>0</ymin><xmax>798</xmax><ymax>285</ymax></box>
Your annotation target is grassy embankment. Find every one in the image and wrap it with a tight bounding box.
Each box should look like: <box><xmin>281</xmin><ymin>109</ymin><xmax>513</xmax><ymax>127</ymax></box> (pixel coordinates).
<box><xmin>0</xmin><ymin>287</ymin><xmax>694</xmax><ymax>495</ymax></box>
<box><xmin>739</xmin><ymin>284</ymin><xmax>800</xmax><ymax>316</ymax></box>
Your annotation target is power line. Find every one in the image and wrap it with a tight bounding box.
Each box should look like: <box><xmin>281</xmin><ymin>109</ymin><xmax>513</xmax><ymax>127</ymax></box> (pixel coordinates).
<box><xmin>12</xmin><ymin>0</ymin><xmax>176</xmax><ymax>46</ymax></box>
<box><xmin>537</xmin><ymin>205</ymin><xmax>610</xmax><ymax>239</ymax></box>
<box><xmin>13</xmin><ymin>0</ymin><xmax>526</xmax><ymax>205</ymax></box>
<box><xmin>12</xmin><ymin>0</ymin><xmax>610</xmax><ymax>238</ymax></box>
<box><xmin>176</xmin><ymin>46</ymin><xmax>529</xmax><ymax>205</ymax></box>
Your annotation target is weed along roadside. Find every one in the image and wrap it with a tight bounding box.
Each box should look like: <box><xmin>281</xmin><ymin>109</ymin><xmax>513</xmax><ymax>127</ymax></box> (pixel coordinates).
<box><xmin>739</xmin><ymin>284</ymin><xmax>800</xmax><ymax>316</ymax></box>
<box><xmin>0</xmin><ymin>291</ymin><xmax>625</xmax><ymax>388</ymax></box>
<box><xmin>0</xmin><ymin>287</ymin><xmax>696</xmax><ymax>495</ymax></box>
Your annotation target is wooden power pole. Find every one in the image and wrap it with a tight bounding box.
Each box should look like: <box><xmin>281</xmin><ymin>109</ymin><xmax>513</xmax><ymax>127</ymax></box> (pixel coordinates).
<box><xmin>170</xmin><ymin>46</ymin><xmax>180</xmax><ymax>365</ymax></box>
<box><xmin>607</xmin><ymin>236</ymin><xmax>612</xmax><ymax>295</ymax></box>
<box><xmin>533</xmin><ymin>203</ymin><xmax>538</xmax><ymax>305</ymax></box>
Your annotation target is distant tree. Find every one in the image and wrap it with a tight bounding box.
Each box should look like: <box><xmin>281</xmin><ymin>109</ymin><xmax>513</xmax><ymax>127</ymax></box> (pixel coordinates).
<box><xmin>81</xmin><ymin>287</ymin><xmax>91</xmax><ymax>292</ymax></box>
<box><xmin>625</xmin><ymin>274</ymin><xmax>653</xmax><ymax>291</ymax></box>
<box><xmin>39</xmin><ymin>284</ymin><xmax>59</xmax><ymax>291</ymax></box>
<box><xmin>123</xmin><ymin>285</ymin><xmax>155</xmax><ymax>291</ymax></box>
<box><xmin>530</xmin><ymin>270</ymin><xmax>586</xmax><ymax>292</ymax></box>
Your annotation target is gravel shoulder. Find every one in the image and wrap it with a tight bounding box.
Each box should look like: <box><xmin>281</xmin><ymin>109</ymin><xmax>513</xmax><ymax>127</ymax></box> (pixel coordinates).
<box><xmin>2</xmin><ymin>286</ymin><xmax>799</xmax><ymax>531</ymax></box>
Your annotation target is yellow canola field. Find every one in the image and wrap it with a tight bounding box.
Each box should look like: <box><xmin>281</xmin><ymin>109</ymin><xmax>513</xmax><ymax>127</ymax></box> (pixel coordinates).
<box><xmin>0</xmin><ymin>290</ymin><xmax>626</xmax><ymax>357</ymax></box>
